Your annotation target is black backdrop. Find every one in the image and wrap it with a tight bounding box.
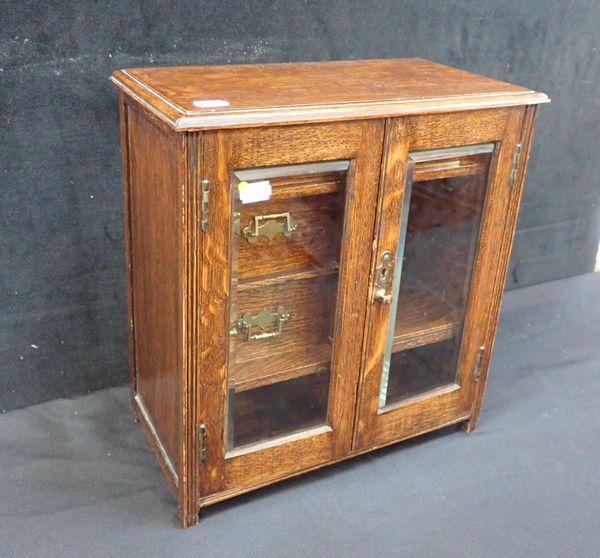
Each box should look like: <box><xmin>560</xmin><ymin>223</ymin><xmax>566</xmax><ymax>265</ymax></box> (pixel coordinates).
<box><xmin>2</xmin><ymin>0</ymin><xmax>599</xmax><ymax>411</ymax></box>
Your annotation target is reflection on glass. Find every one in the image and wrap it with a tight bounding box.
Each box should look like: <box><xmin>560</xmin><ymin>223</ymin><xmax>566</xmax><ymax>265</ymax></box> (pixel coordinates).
<box><xmin>379</xmin><ymin>144</ymin><xmax>495</xmax><ymax>409</ymax></box>
<box><xmin>226</xmin><ymin>161</ymin><xmax>349</xmax><ymax>451</ymax></box>
<box><xmin>229</xmin><ymin>370</ymin><xmax>330</xmax><ymax>448</ymax></box>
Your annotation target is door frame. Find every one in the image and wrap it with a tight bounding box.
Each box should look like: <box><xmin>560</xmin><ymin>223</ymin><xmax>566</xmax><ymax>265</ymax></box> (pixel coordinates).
<box><xmin>355</xmin><ymin>108</ymin><xmax>528</xmax><ymax>450</ymax></box>
<box><xmin>198</xmin><ymin>120</ymin><xmax>385</xmax><ymax>495</ymax></box>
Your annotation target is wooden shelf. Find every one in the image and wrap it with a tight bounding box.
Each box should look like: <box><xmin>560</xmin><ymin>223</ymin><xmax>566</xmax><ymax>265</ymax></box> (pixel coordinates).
<box><xmin>237</xmin><ymin>265</ymin><xmax>339</xmax><ymax>291</ymax></box>
<box><xmin>392</xmin><ymin>282</ymin><xmax>463</xmax><ymax>352</ymax></box>
<box><xmin>232</xmin><ymin>342</ymin><xmax>332</xmax><ymax>392</ymax></box>
<box><xmin>413</xmin><ymin>152</ymin><xmax>489</xmax><ymax>182</ymax></box>
<box><xmin>269</xmin><ymin>171</ymin><xmax>344</xmax><ymax>199</ymax></box>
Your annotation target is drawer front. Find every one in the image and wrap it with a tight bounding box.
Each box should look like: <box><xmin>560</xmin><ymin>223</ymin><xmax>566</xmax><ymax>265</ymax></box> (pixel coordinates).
<box><xmin>235</xmin><ymin>167</ymin><xmax>345</xmax><ymax>281</ymax></box>
<box><xmin>232</xmin><ymin>274</ymin><xmax>337</xmax><ymax>392</ymax></box>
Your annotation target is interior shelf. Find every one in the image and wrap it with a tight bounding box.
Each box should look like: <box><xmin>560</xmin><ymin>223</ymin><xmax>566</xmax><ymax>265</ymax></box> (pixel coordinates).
<box><xmin>412</xmin><ymin>152</ymin><xmax>490</xmax><ymax>182</ymax></box>
<box><xmin>237</xmin><ymin>264</ymin><xmax>339</xmax><ymax>291</ymax></box>
<box><xmin>268</xmin><ymin>171</ymin><xmax>343</xmax><ymax>199</ymax></box>
<box><xmin>392</xmin><ymin>281</ymin><xmax>463</xmax><ymax>352</ymax></box>
<box><xmin>232</xmin><ymin>342</ymin><xmax>331</xmax><ymax>392</ymax></box>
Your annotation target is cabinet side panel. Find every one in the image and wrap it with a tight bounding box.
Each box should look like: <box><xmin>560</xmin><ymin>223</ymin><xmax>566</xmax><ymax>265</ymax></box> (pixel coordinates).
<box><xmin>127</xmin><ymin>105</ymin><xmax>184</xmax><ymax>474</ymax></box>
<box><xmin>118</xmin><ymin>95</ymin><xmax>137</xmax><ymax>405</ymax></box>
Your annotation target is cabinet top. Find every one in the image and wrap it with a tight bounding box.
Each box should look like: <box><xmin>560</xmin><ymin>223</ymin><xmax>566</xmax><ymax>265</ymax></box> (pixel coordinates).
<box><xmin>110</xmin><ymin>58</ymin><xmax>548</xmax><ymax>131</ymax></box>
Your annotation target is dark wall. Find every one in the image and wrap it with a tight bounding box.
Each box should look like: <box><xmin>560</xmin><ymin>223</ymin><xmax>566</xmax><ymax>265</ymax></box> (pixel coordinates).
<box><xmin>2</xmin><ymin>0</ymin><xmax>599</xmax><ymax>411</ymax></box>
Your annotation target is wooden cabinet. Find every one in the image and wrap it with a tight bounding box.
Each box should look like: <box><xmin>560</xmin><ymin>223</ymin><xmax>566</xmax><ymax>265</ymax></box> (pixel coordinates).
<box><xmin>110</xmin><ymin>58</ymin><xmax>548</xmax><ymax>527</ymax></box>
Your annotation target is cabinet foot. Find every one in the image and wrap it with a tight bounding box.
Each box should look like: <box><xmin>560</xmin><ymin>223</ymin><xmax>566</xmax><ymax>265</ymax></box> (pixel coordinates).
<box><xmin>461</xmin><ymin>418</ymin><xmax>478</xmax><ymax>433</ymax></box>
<box><xmin>178</xmin><ymin>509</ymin><xmax>200</xmax><ymax>528</ymax></box>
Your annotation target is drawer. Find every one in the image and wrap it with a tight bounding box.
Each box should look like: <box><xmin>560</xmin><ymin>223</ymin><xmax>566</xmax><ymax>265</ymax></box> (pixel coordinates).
<box><xmin>233</xmin><ymin>162</ymin><xmax>348</xmax><ymax>281</ymax></box>
<box><xmin>230</xmin><ymin>273</ymin><xmax>338</xmax><ymax>392</ymax></box>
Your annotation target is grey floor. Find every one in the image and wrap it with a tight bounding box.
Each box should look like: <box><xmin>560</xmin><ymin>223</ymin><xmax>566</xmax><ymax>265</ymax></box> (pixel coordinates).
<box><xmin>1</xmin><ymin>273</ymin><xmax>599</xmax><ymax>558</ymax></box>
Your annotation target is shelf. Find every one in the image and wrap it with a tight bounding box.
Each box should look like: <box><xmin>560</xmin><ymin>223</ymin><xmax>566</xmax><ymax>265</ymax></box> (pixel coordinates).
<box><xmin>232</xmin><ymin>342</ymin><xmax>331</xmax><ymax>392</ymax></box>
<box><xmin>237</xmin><ymin>264</ymin><xmax>339</xmax><ymax>291</ymax></box>
<box><xmin>269</xmin><ymin>171</ymin><xmax>344</xmax><ymax>199</ymax></box>
<box><xmin>392</xmin><ymin>281</ymin><xmax>463</xmax><ymax>352</ymax></box>
<box><xmin>413</xmin><ymin>152</ymin><xmax>490</xmax><ymax>182</ymax></box>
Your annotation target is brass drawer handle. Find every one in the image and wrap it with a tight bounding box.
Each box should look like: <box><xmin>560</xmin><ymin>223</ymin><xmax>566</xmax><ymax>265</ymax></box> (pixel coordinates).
<box><xmin>242</xmin><ymin>212</ymin><xmax>298</xmax><ymax>243</ymax></box>
<box><xmin>236</xmin><ymin>307</ymin><xmax>291</xmax><ymax>341</ymax></box>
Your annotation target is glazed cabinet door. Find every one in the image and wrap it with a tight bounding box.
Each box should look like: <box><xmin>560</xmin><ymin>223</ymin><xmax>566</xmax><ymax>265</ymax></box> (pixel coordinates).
<box><xmin>199</xmin><ymin>120</ymin><xmax>385</xmax><ymax>498</ymax></box>
<box><xmin>356</xmin><ymin>108</ymin><xmax>529</xmax><ymax>449</ymax></box>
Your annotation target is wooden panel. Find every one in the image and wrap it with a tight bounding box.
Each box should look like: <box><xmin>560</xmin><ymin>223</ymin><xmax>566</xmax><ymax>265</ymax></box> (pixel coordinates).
<box><xmin>127</xmin><ymin>105</ymin><xmax>183</xmax><ymax>473</ymax></box>
<box><xmin>199</xmin><ymin>413</ymin><xmax>469</xmax><ymax>508</ymax></box>
<box><xmin>198</xmin><ymin>129</ymin><xmax>231</xmax><ymax>496</ymax></box>
<box><xmin>409</xmin><ymin>108</ymin><xmax>508</xmax><ymax>150</ymax></box>
<box><xmin>110</xmin><ymin>59</ymin><xmax>548</xmax><ymax>130</ymax></box>
<box><xmin>225</xmin><ymin>428</ymin><xmax>333</xmax><ymax>487</ymax></box>
<box><xmin>228</xmin><ymin>121</ymin><xmax>365</xmax><ymax>167</ymax></box>
<box><xmin>355</xmin><ymin>118</ymin><xmax>411</xmax><ymax>447</ymax></box>
<box><xmin>179</xmin><ymin>131</ymin><xmax>201</xmax><ymax>526</ymax></box>
<box><xmin>443</xmin><ymin>108</ymin><xmax>526</xmax><ymax>426</ymax></box>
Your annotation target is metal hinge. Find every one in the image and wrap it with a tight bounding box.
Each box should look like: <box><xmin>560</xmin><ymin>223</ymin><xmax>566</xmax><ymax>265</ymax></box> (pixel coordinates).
<box><xmin>198</xmin><ymin>424</ymin><xmax>207</xmax><ymax>464</ymax></box>
<box><xmin>473</xmin><ymin>345</ymin><xmax>485</xmax><ymax>382</ymax></box>
<box><xmin>201</xmin><ymin>179</ymin><xmax>209</xmax><ymax>231</ymax></box>
<box><xmin>509</xmin><ymin>144</ymin><xmax>522</xmax><ymax>187</ymax></box>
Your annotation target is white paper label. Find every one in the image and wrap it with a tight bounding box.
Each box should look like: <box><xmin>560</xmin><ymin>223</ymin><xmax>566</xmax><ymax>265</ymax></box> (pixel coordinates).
<box><xmin>238</xmin><ymin>180</ymin><xmax>271</xmax><ymax>204</ymax></box>
<box><xmin>192</xmin><ymin>99</ymin><xmax>230</xmax><ymax>108</ymax></box>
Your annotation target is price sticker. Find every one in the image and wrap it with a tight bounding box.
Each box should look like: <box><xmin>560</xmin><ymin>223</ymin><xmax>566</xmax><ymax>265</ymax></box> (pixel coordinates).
<box><xmin>192</xmin><ymin>99</ymin><xmax>230</xmax><ymax>108</ymax></box>
<box><xmin>238</xmin><ymin>180</ymin><xmax>272</xmax><ymax>204</ymax></box>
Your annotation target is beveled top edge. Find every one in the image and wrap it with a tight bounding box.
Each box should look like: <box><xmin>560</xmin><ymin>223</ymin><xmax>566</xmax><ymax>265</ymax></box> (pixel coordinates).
<box><xmin>110</xmin><ymin>58</ymin><xmax>549</xmax><ymax>131</ymax></box>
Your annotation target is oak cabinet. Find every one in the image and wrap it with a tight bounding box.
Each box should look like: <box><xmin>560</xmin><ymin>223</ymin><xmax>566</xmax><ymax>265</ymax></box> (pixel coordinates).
<box><xmin>110</xmin><ymin>58</ymin><xmax>548</xmax><ymax>527</ymax></box>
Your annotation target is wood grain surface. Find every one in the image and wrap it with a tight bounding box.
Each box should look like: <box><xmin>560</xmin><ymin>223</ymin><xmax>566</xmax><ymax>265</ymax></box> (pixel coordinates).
<box><xmin>199</xmin><ymin>119</ymin><xmax>385</xmax><ymax>492</ymax></box>
<box><xmin>355</xmin><ymin>107</ymin><xmax>526</xmax><ymax>449</ymax></box>
<box><xmin>127</xmin><ymin>105</ymin><xmax>184</xmax><ymax>473</ymax></box>
<box><xmin>110</xmin><ymin>58</ymin><xmax>548</xmax><ymax>130</ymax></box>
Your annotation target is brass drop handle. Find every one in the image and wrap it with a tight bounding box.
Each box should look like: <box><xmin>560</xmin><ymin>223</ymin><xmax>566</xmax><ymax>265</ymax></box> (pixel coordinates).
<box><xmin>373</xmin><ymin>251</ymin><xmax>393</xmax><ymax>304</ymax></box>
<box><xmin>242</xmin><ymin>212</ymin><xmax>298</xmax><ymax>243</ymax></box>
<box><xmin>236</xmin><ymin>307</ymin><xmax>291</xmax><ymax>341</ymax></box>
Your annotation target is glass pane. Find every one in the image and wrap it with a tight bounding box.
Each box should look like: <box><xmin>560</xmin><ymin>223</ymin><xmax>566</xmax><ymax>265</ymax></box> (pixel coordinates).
<box><xmin>227</xmin><ymin>161</ymin><xmax>349</xmax><ymax>451</ymax></box>
<box><xmin>379</xmin><ymin>144</ymin><xmax>495</xmax><ymax>409</ymax></box>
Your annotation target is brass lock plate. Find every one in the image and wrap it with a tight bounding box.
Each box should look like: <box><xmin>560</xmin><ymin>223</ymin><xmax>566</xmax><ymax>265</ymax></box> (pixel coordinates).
<box><xmin>373</xmin><ymin>251</ymin><xmax>393</xmax><ymax>303</ymax></box>
<box><xmin>374</xmin><ymin>251</ymin><xmax>392</xmax><ymax>290</ymax></box>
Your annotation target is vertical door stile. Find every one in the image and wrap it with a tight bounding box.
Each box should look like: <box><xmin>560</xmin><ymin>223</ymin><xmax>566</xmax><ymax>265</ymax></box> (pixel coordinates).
<box><xmin>463</xmin><ymin>106</ymin><xmax>537</xmax><ymax>431</ymax></box>
<box><xmin>355</xmin><ymin>118</ymin><xmax>411</xmax><ymax>448</ymax></box>
<box><xmin>198</xmin><ymin>129</ymin><xmax>230</xmax><ymax>496</ymax></box>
